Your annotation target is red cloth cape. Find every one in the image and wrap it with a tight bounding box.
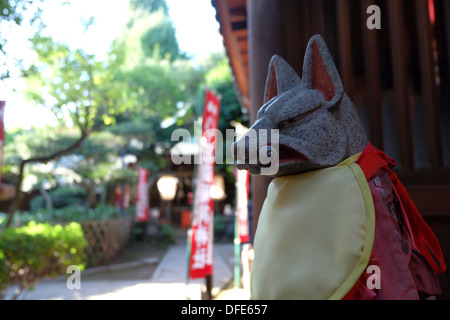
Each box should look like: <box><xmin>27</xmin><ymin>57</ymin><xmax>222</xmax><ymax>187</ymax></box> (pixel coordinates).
<box><xmin>344</xmin><ymin>143</ymin><xmax>445</xmax><ymax>299</ymax></box>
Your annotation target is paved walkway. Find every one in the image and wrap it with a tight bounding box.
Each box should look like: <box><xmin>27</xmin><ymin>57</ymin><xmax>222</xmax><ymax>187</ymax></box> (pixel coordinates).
<box><xmin>13</xmin><ymin>241</ymin><xmax>246</xmax><ymax>300</ymax></box>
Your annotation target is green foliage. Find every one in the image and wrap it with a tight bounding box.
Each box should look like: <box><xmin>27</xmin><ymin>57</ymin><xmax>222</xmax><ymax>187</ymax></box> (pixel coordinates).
<box><xmin>115</xmin><ymin>59</ymin><xmax>202</xmax><ymax>119</ymax></box>
<box><xmin>141</xmin><ymin>10</ymin><xmax>185</xmax><ymax>61</ymax></box>
<box><xmin>2</xmin><ymin>127</ymin><xmax>129</xmax><ymax>204</ymax></box>
<box><xmin>213</xmin><ymin>214</ymin><xmax>226</xmax><ymax>240</ymax></box>
<box><xmin>9</xmin><ymin>204</ymin><xmax>126</xmax><ymax>226</ymax></box>
<box><xmin>159</xmin><ymin>223</ymin><xmax>176</xmax><ymax>246</ymax></box>
<box><xmin>0</xmin><ymin>0</ymin><xmax>43</xmax><ymax>79</ymax></box>
<box><xmin>0</xmin><ymin>221</ymin><xmax>87</xmax><ymax>298</ymax></box>
<box><xmin>0</xmin><ymin>0</ymin><xmax>31</xmax><ymax>25</ymax></box>
<box><xmin>76</xmin><ymin>131</ymin><xmax>124</xmax><ymax>162</ymax></box>
<box><xmin>2</xmin><ymin>126</ymin><xmax>89</xmax><ymax>197</ymax></box>
<box><xmin>106</xmin><ymin>168</ymin><xmax>139</xmax><ymax>186</ymax></box>
<box><xmin>3</xmin><ymin>0</ymin><xmax>244</xmax><ymax>219</ymax></box>
<box><xmin>30</xmin><ymin>186</ymin><xmax>86</xmax><ymax>211</ymax></box>
<box><xmin>117</xmin><ymin>0</ymin><xmax>183</xmax><ymax>65</ymax></box>
<box><xmin>70</xmin><ymin>130</ymin><xmax>127</xmax><ymax>186</ymax></box>
<box><xmin>130</xmin><ymin>0</ymin><xmax>169</xmax><ymax>14</ymax></box>
<box><xmin>109</xmin><ymin>60</ymin><xmax>203</xmax><ymax>171</ymax></box>
<box><xmin>108</xmin><ymin>115</ymin><xmax>174</xmax><ymax>172</ymax></box>
<box><xmin>25</xmin><ymin>32</ymin><xmax>128</xmax><ymax>131</ymax></box>
<box><xmin>96</xmin><ymin>1</ymin><xmax>204</xmax><ymax>173</ymax></box>
<box><xmin>3</xmin><ymin>126</ymin><xmax>80</xmax><ymax>168</ymax></box>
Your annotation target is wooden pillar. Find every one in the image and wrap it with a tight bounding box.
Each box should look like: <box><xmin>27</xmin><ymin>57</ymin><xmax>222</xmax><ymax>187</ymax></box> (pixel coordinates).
<box><xmin>310</xmin><ymin>0</ymin><xmax>326</xmax><ymax>40</ymax></box>
<box><xmin>415</xmin><ymin>0</ymin><xmax>443</xmax><ymax>169</ymax></box>
<box><xmin>361</xmin><ymin>0</ymin><xmax>383</xmax><ymax>150</ymax></box>
<box><xmin>247</xmin><ymin>0</ymin><xmax>284</xmax><ymax>237</ymax></box>
<box><xmin>388</xmin><ymin>0</ymin><xmax>414</xmax><ymax>171</ymax></box>
<box><xmin>283</xmin><ymin>0</ymin><xmax>303</xmax><ymax>73</ymax></box>
<box><xmin>336</xmin><ymin>0</ymin><xmax>354</xmax><ymax>98</ymax></box>
<box><xmin>444</xmin><ymin>0</ymin><xmax>450</xmax><ymax>94</ymax></box>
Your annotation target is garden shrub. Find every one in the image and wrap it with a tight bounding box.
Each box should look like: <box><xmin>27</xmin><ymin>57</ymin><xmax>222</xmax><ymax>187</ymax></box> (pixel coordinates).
<box><xmin>29</xmin><ymin>186</ymin><xmax>87</xmax><ymax>211</ymax></box>
<box><xmin>160</xmin><ymin>223</ymin><xmax>176</xmax><ymax>246</ymax></box>
<box><xmin>8</xmin><ymin>204</ymin><xmax>129</xmax><ymax>226</ymax></box>
<box><xmin>0</xmin><ymin>221</ymin><xmax>88</xmax><ymax>299</ymax></box>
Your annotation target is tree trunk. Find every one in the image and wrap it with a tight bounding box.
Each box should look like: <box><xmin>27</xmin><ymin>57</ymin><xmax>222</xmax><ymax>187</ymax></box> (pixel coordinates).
<box><xmin>39</xmin><ymin>184</ymin><xmax>53</xmax><ymax>210</ymax></box>
<box><xmin>83</xmin><ymin>180</ymin><xmax>98</xmax><ymax>208</ymax></box>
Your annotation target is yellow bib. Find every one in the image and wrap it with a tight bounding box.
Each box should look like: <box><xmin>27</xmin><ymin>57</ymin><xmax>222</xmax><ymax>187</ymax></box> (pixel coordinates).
<box><xmin>251</xmin><ymin>160</ymin><xmax>375</xmax><ymax>300</ymax></box>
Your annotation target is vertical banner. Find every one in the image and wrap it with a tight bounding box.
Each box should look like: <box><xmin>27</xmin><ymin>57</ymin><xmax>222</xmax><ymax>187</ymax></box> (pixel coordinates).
<box><xmin>236</xmin><ymin>169</ymin><xmax>250</xmax><ymax>243</ymax></box>
<box><xmin>0</xmin><ymin>101</ymin><xmax>5</xmax><ymax>194</ymax></box>
<box><xmin>136</xmin><ymin>167</ymin><xmax>149</xmax><ymax>222</ymax></box>
<box><xmin>189</xmin><ymin>91</ymin><xmax>220</xmax><ymax>279</ymax></box>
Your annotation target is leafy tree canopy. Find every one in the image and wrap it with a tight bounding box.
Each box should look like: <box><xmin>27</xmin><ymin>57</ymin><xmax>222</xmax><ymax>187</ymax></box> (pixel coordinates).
<box><xmin>130</xmin><ymin>0</ymin><xmax>168</xmax><ymax>14</ymax></box>
<box><xmin>140</xmin><ymin>10</ymin><xmax>186</xmax><ymax>61</ymax></box>
<box><xmin>2</xmin><ymin>0</ymin><xmax>247</xmax><ymax>221</ymax></box>
<box><xmin>0</xmin><ymin>0</ymin><xmax>43</xmax><ymax>78</ymax></box>
<box><xmin>24</xmin><ymin>30</ymin><xmax>129</xmax><ymax>132</ymax></box>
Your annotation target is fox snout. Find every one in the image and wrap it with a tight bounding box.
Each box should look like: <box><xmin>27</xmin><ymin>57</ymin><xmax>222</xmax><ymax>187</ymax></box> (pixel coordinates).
<box><xmin>233</xmin><ymin>141</ymin><xmax>275</xmax><ymax>167</ymax></box>
<box><xmin>232</xmin><ymin>125</ymin><xmax>279</xmax><ymax>175</ymax></box>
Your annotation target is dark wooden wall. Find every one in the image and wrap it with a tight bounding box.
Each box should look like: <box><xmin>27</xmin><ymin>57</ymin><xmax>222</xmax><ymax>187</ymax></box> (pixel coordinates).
<box><xmin>247</xmin><ymin>0</ymin><xmax>450</xmax><ymax>298</ymax></box>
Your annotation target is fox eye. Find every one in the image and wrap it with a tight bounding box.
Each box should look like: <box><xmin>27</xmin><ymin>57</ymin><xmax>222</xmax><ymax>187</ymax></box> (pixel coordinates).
<box><xmin>277</xmin><ymin>117</ymin><xmax>296</xmax><ymax>129</ymax></box>
<box><xmin>277</xmin><ymin>105</ymin><xmax>321</xmax><ymax>129</ymax></box>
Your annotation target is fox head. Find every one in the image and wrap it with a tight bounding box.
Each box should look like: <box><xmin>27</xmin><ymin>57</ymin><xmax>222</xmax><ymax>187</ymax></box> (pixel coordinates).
<box><xmin>233</xmin><ymin>34</ymin><xmax>368</xmax><ymax>177</ymax></box>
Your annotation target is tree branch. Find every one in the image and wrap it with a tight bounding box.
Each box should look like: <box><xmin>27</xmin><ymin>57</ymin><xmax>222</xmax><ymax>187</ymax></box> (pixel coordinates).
<box><xmin>5</xmin><ymin>130</ymin><xmax>91</xmax><ymax>227</ymax></box>
<box><xmin>23</xmin><ymin>131</ymin><xmax>89</xmax><ymax>165</ymax></box>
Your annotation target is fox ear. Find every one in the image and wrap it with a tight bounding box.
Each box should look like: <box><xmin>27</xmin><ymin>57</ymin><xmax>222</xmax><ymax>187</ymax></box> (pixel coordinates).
<box><xmin>302</xmin><ymin>34</ymin><xmax>344</xmax><ymax>108</ymax></box>
<box><xmin>264</xmin><ymin>55</ymin><xmax>302</xmax><ymax>104</ymax></box>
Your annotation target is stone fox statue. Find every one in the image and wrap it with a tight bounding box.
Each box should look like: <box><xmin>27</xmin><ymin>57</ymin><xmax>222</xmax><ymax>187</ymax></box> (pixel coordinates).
<box><xmin>233</xmin><ymin>34</ymin><xmax>446</xmax><ymax>300</ymax></box>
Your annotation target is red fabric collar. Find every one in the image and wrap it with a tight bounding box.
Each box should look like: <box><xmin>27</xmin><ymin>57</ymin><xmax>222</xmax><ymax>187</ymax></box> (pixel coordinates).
<box><xmin>356</xmin><ymin>142</ymin><xmax>397</xmax><ymax>180</ymax></box>
<box><xmin>356</xmin><ymin>143</ymin><xmax>446</xmax><ymax>275</ymax></box>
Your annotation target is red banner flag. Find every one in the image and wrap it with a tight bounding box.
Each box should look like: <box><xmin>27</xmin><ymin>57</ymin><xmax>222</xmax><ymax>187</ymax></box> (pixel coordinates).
<box><xmin>189</xmin><ymin>91</ymin><xmax>220</xmax><ymax>279</ymax></box>
<box><xmin>136</xmin><ymin>167</ymin><xmax>149</xmax><ymax>222</ymax></box>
